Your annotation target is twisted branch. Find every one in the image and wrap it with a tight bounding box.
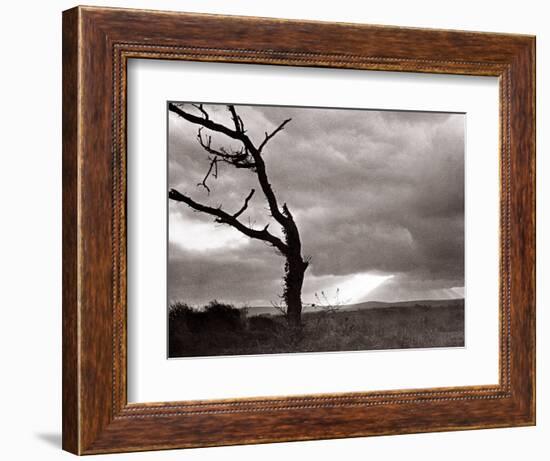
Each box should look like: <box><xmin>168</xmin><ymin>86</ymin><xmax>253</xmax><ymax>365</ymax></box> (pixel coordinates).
<box><xmin>259</xmin><ymin>118</ymin><xmax>292</xmax><ymax>152</ymax></box>
<box><xmin>233</xmin><ymin>189</ymin><xmax>255</xmax><ymax>219</ymax></box>
<box><xmin>169</xmin><ymin>188</ymin><xmax>287</xmax><ymax>254</ymax></box>
<box><xmin>169</xmin><ymin>102</ymin><xmax>291</xmax><ymax>227</ymax></box>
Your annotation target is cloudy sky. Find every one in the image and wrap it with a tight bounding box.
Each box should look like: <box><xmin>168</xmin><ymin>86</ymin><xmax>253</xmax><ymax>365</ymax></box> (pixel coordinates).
<box><xmin>168</xmin><ymin>103</ymin><xmax>464</xmax><ymax>307</ymax></box>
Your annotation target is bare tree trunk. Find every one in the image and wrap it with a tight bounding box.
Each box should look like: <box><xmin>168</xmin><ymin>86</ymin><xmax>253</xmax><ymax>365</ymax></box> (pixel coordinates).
<box><xmin>284</xmin><ymin>256</ymin><xmax>308</xmax><ymax>328</ymax></box>
<box><xmin>281</xmin><ymin>204</ymin><xmax>309</xmax><ymax>329</ymax></box>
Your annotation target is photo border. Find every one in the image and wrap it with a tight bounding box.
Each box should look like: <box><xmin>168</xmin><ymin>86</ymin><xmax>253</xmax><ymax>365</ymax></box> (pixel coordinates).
<box><xmin>62</xmin><ymin>6</ymin><xmax>535</xmax><ymax>454</ymax></box>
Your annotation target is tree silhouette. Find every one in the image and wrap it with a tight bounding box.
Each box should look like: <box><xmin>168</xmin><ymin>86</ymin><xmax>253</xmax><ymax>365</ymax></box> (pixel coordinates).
<box><xmin>168</xmin><ymin>103</ymin><xmax>309</xmax><ymax>328</ymax></box>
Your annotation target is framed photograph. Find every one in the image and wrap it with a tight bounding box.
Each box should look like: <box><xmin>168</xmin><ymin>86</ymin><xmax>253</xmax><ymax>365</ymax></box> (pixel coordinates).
<box><xmin>62</xmin><ymin>6</ymin><xmax>535</xmax><ymax>455</ymax></box>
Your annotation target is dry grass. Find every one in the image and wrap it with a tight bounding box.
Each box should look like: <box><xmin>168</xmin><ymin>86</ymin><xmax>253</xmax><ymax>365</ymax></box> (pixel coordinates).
<box><xmin>168</xmin><ymin>300</ymin><xmax>464</xmax><ymax>358</ymax></box>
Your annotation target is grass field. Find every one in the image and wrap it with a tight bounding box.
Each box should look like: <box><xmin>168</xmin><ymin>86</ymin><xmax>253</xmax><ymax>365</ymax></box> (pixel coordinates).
<box><xmin>168</xmin><ymin>299</ymin><xmax>465</xmax><ymax>358</ymax></box>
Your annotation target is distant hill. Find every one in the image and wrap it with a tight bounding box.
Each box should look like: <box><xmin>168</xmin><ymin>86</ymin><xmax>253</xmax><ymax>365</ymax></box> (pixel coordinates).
<box><xmin>341</xmin><ymin>298</ymin><xmax>464</xmax><ymax>311</ymax></box>
<box><xmin>245</xmin><ymin>298</ymin><xmax>464</xmax><ymax>316</ymax></box>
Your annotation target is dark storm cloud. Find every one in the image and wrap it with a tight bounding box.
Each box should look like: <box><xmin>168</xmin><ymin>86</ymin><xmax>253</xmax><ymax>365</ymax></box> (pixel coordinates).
<box><xmin>168</xmin><ymin>103</ymin><xmax>464</xmax><ymax>305</ymax></box>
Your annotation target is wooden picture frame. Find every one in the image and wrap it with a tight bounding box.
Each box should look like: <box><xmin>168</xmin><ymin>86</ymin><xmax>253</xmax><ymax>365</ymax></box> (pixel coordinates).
<box><xmin>62</xmin><ymin>5</ymin><xmax>535</xmax><ymax>455</ymax></box>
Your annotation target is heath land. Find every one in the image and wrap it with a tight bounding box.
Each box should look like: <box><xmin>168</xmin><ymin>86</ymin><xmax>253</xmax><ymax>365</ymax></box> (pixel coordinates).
<box><xmin>168</xmin><ymin>299</ymin><xmax>464</xmax><ymax>358</ymax></box>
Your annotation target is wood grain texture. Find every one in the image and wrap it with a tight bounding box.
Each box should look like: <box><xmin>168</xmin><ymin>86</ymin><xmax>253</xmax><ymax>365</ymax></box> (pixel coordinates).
<box><xmin>62</xmin><ymin>5</ymin><xmax>536</xmax><ymax>455</ymax></box>
<box><xmin>62</xmin><ymin>7</ymin><xmax>80</xmax><ymax>454</ymax></box>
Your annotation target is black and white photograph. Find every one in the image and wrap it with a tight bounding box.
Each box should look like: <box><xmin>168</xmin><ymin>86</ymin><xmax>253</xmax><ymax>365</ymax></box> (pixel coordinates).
<box><xmin>167</xmin><ymin>102</ymin><xmax>465</xmax><ymax>358</ymax></box>
<box><xmin>0</xmin><ymin>0</ymin><xmax>542</xmax><ymax>458</ymax></box>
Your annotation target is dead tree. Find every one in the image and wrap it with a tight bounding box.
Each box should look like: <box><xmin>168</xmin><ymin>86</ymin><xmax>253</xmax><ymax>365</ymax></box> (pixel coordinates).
<box><xmin>168</xmin><ymin>103</ymin><xmax>309</xmax><ymax>328</ymax></box>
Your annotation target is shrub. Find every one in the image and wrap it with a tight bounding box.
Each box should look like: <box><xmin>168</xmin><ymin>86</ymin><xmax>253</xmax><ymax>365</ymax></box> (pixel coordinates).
<box><xmin>168</xmin><ymin>302</ymin><xmax>193</xmax><ymax>322</ymax></box>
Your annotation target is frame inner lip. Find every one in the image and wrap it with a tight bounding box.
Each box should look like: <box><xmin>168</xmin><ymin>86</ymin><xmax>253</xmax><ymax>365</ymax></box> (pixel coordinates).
<box><xmin>115</xmin><ymin>46</ymin><xmax>511</xmax><ymax>411</ymax></box>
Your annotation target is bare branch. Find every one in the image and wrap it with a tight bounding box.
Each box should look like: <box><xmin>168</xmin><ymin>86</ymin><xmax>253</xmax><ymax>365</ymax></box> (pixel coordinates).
<box><xmin>170</xmin><ymin>102</ymin><xmax>243</xmax><ymax>141</ymax></box>
<box><xmin>197</xmin><ymin>157</ymin><xmax>218</xmax><ymax>194</ymax></box>
<box><xmin>233</xmin><ymin>189</ymin><xmax>255</xmax><ymax>219</ymax></box>
<box><xmin>169</xmin><ymin>188</ymin><xmax>287</xmax><ymax>254</ymax></box>
<box><xmin>197</xmin><ymin>127</ymin><xmax>255</xmax><ymax>169</ymax></box>
<box><xmin>169</xmin><ymin>102</ymin><xmax>291</xmax><ymax>227</ymax></box>
<box><xmin>191</xmin><ymin>103</ymin><xmax>209</xmax><ymax>120</ymax></box>
<box><xmin>258</xmin><ymin>118</ymin><xmax>292</xmax><ymax>152</ymax></box>
<box><xmin>270</xmin><ymin>300</ymin><xmax>288</xmax><ymax>318</ymax></box>
<box><xmin>227</xmin><ymin>105</ymin><xmax>244</xmax><ymax>133</ymax></box>
<box><xmin>196</xmin><ymin>128</ymin><xmax>223</xmax><ymax>158</ymax></box>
